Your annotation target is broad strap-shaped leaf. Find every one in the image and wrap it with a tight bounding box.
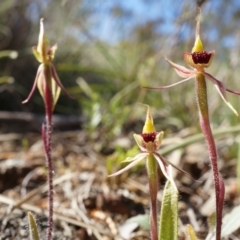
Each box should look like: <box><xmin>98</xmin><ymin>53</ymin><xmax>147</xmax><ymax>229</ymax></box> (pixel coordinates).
<box><xmin>28</xmin><ymin>212</ymin><xmax>40</xmax><ymax>240</ymax></box>
<box><xmin>158</xmin><ymin>180</ymin><xmax>178</xmax><ymax>240</ymax></box>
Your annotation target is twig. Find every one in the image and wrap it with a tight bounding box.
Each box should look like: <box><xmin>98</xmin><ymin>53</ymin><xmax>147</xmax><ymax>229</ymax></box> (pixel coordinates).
<box><xmin>9</xmin><ymin>172</ymin><xmax>76</xmax><ymax>211</ymax></box>
<box><xmin>0</xmin><ymin>194</ymin><xmax>113</xmax><ymax>237</ymax></box>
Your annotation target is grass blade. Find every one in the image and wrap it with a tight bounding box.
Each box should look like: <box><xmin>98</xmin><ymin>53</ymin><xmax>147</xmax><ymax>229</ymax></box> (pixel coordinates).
<box><xmin>187</xmin><ymin>224</ymin><xmax>198</xmax><ymax>240</ymax></box>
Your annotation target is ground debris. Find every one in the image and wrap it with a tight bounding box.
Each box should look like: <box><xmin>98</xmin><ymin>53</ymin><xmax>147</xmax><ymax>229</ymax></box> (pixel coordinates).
<box><xmin>0</xmin><ymin>129</ymin><xmax>240</xmax><ymax>239</ymax></box>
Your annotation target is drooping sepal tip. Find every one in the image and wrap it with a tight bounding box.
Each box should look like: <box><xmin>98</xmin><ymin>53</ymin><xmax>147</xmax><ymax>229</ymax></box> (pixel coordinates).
<box><xmin>37</xmin><ymin>19</ymin><xmax>45</xmax><ymax>61</ymax></box>
<box><xmin>36</xmin><ymin>18</ymin><xmax>51</xmax><ymax>64</ymax></box>
<box><xmin>142</xmin><ymin>105</ymin><xmax>156</xmax><ymax>133</ymax></box>
<box><xmin>192</xmin><ymin>8</ymin><xmax>204</xmax><ymax>53</ymax></box>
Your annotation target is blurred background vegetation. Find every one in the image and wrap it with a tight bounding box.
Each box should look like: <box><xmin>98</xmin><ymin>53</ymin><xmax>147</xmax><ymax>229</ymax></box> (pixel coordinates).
<box><xmin>1</xmin><ymin>0</ymin><xmax>240</xmax><ymax>140</ymax></box>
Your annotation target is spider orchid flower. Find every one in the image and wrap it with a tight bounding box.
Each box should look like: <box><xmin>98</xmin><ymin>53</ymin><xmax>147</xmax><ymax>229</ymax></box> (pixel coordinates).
<box><xmin>22</xmin><ymin>19</ymin><xmax>70</xmax><ymax>111</ymax></box>
<box><xmin>108</xmin><ymin>105</ymin><xmax>196</xmax><ymax>191</ymax></box>
<box><xmin>146</xmin><ymin>14</ymin><xmax>240</xmax><ymax>116</ymax></box>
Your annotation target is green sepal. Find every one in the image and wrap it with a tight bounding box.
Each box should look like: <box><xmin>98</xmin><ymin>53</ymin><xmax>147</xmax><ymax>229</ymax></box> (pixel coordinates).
<box><xmin>32</xmin><ymin>46</ymin><xmax>42</xmax><ymax>63</ymax></box>
<box><xmin>192</xmin><ymin>35</ymin><xmax>204</xmax><ymax>53</ymax></box>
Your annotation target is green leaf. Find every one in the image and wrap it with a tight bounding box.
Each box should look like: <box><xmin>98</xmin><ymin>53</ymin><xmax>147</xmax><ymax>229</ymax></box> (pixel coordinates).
<box><xmin>126</xmin><ymin>214</ymin><xmax>149</xmax><ymax>230</ymax></box>
<box><xmin>158</xmin><ymin>180</ymin><xmax>178</xmax><ymax>240</ymax></box>
<box><xmin>119</xmin><ymin>214</ymin><xmax>149</xmax><ymax>239</ymax></box>
<box><xmin>28</xmin><ymin>212</ymin><xmax>40</xmax><ymax>240</ymax></box>
<box><xmin>237</xmin><ymin>139</ymin><xmax>240</xmax><ymax>192</ymax></box>
<box><xmin>207</xmin><ymin>212</ymin><xmax>216</xmax><ymax>233</ymax></box>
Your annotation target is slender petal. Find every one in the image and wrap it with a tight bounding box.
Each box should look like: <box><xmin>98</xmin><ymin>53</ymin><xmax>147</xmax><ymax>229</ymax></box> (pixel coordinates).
<box><xmin>22</xmin><ymin>65</ymin><xmax>43</xmax><ymax>103</ymax></box>
<box><xmin>165</xmin><ymin>57</ymin><xmax>196</xmax><ymax>78</ymax></box>
<box><xmin>163</xmin><ymin>58</ymin><xmax>239</xmax><ymax>115</ymax></box>
<box><xmin>122</xmin><ymin>152</ymin><xmax>149</xmax><ymax>163</ymax></box>
<box><xmin>153</xmin><ymin>153</ymin><xmax>177</xmax><ymax>191</ymax></box>
<box><xmin>50</xmin><ymin>65</ymin><xmax>72</xmax><ymax>98</ymax></box>
<box><xmin>108</xmin><ymin>153</ymin><xmax>148</xmax><ymax>177</ymax></box>
<box><xmin>154</xmin><ymin>153</ymin><xmax>200</xmax><ymax>182</ymax></box>
<box><xmin>143</xmin><ymin>77</ymin><xmax>195</xmax><ymax>90</ymax></box>
<box><xmin>225</xmin><ymin>88</ymin><xmax>240</xmax><ymax>96</ymax></box>
<box><xmin>203</xmin><ymin>72</ymin><xmax>238</xmax><ymax>116</ymax></box>
<box><xmin>215</xmin><ymin>85</ymin><xmax>238</xmax><ymax>116</ymax></box>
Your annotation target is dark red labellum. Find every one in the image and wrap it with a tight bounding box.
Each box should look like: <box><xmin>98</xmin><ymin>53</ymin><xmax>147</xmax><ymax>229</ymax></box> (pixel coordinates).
<box><xmin>192</xmin><ymin>51</ymin><xmax>212</xmax><ymax>64</ymax></box>
<box><xmin>141</xmin><ymin>132</ymin><xmax>157</xmax><ymax>143</ymax></box>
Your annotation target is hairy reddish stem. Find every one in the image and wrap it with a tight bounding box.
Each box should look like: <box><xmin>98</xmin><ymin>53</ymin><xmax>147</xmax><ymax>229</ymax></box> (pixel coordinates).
<box><xmin>195</xmin><ymin>73</ymin><xmax>224</xmax><ymax>240</ymax></box>
<box><xmin>45</xmin><ymin>118</ymin><xmax>53</xmax><ymax>240</ymax></box>
<box><xmin>42</xmin><ymin>66</ymin><xmax>54</xmax><ymax>240</ymax></box>
<box><xmin>146</xmin><ymin>154</ymin><xmax>159</xmax><ymax>240</ymax></box>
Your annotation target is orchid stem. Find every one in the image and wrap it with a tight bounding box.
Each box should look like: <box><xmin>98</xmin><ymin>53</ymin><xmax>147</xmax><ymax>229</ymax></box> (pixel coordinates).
<box><xmin>195</xmin><ymin>73</ymin><xmax>223</xmax><ymax>240</ymax></box>
<box><xmin>146</xmin><ymin>154</ymin><xmax>159</xmax><ymax>240</ymax></box>
<box><xmin>46</xmin><ymin>118</ymin><xmax>53</xmax><ymax>240</ymax></box>
<box><xmin>42</xmin><ymin>74</ymin><xmax>54</xmax><ymax>240</ymax></box>
<box><xmin>42</xmin><ymin>115</ymin><xmax>54</xmax><ymax>240</ymax></box>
